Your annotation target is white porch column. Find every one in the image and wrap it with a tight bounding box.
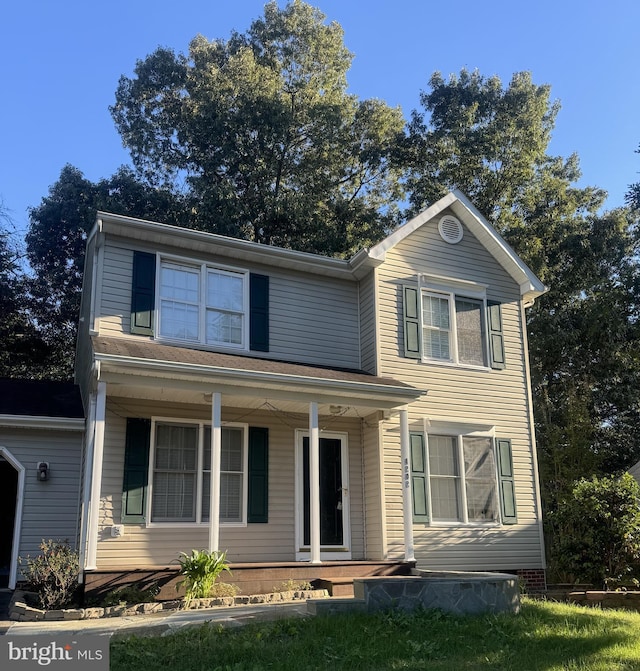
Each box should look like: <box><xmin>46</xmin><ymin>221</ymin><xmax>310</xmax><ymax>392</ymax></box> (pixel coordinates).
<box><xmin>78</xmin><ymin>394</ymin><xmax>97</xmax><ymax>576</ymax></box>
<box><xmin>309</xmin><ymin>401</ymin><xmax>321</xmax><ymax>564</ymax></box>
<box><xmin>209</xmin><ymin>392</ymin><xmax>222</xmax><ymax>553</ymax></box>
<box><xmin>399</xmin><ymin>407</ymin><xmax>415</xmax><ymax>562</ymax></box>
<box><xmin>86</xmin><ymin>381</ymin><xmax>106</xmax><ymax>570</ymax></box>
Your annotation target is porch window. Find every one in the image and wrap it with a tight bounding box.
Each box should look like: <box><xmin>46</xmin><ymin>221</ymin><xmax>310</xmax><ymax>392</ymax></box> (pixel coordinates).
<box><xmin>150</xmin><ymin>421</ymin><xmax>247</xmax><ymax>525</ymax></box>
<box><xmin>158</xmin><ymin>259</ymin><xmax>248</xmax><ymax>349</ymax></box>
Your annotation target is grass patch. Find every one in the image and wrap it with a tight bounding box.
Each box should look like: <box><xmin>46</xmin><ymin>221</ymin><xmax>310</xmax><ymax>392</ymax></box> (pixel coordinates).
<box><xmin>110</xmin><ymin>598</ymin><xmax>640</xmax><ymax>670</ymax></box>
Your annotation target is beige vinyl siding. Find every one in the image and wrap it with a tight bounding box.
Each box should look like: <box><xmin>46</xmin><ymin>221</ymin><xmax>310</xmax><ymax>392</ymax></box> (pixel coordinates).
<box><xmin>359</xmin><ymin>271</ymin><xmax>377</xmax><ymax>374</ymax></box>
<box><xmin>95</xmin><ymin>398</ymin><xmax>365</xmax><ymax>568</ymax></box>
<box><xmin>362</xmin><ymin>415</ymin><xmax>385</xmax><ymax>559</ymax></box>
<box><xmin>99</xmin><ymin>245</ymin><xmax>133</xmax><ymax>337</ymax></box>
<box><xmin>96</xmin><ymin>239</ymin><xmax>361</xmax><ymax>369</ymax></box>
<box><xmin>75</xmin><ymin>234</ymin><xmax>97</xmax><ymax>409</ymax></box>
<box><xmin>376</xmin><ymin>210</ymin><xmax>544</xmax><ymax>571</ymax></box>
<box><xmin>0</xmin><ymin>428</ymin><xmax>83</xmax><ymax>561</ymax></box>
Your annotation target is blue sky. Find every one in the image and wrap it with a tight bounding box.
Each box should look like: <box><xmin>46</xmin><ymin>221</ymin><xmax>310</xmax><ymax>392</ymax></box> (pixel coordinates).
<box><xmin>1</xmin><ymin>0</ymin><xmax>637</xmax><ymax>237</ymax></box>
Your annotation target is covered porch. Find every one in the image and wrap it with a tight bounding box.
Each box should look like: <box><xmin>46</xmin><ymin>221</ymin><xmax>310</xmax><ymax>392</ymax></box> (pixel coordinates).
<box><xmin>80</xmin><ymin>337</ymin><xmax>424</xmax><ymax>588</ymax></box>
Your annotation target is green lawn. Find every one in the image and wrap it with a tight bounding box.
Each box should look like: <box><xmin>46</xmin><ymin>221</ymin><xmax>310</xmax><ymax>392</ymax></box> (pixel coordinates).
<box><xmin>110</xmin><ymin>598</ymin><xmax>640</xmax><ymax>671</ymax></box>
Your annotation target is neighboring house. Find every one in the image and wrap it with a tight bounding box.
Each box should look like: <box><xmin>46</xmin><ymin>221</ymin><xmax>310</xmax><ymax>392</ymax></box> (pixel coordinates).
<box><xmin>0</xmin><ymin>379</ymin><xmax>84</xmax><ymax>589</ymax></box>
<box><xmin>628</xmin><ymin>461</ymin><xmax>640</xmax><ymax>487</ymax></box>
<box><xmin>74</xmin><ymin>190</ymin><xmax>548</xmax><ymax>595</ymax></box>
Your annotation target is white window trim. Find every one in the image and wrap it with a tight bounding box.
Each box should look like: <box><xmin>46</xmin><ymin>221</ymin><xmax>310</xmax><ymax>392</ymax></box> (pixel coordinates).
<box><xmin>418</xmin><ymin>276</ymin><xmax>490</xmax><ymax>370</ymax></box>
<box><xmin>146</xmin><ymin>417</ymin><xmax>249</xmax><ymax>528</ymax></box>
<box><xmin>424</xmin><ymin>423</ymin><xmax>501</xmax><ymax>528</ymax></box>
<box><xmin>155</xmin><ymin>252</ymin><xmax>250</xmax><ymax>352</ymax></box>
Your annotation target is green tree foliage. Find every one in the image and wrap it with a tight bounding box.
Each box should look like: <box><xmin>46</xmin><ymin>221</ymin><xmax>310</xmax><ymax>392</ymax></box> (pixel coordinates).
<box><xmin>0</xmin><ymin>203</ymin><xmax>50</xmax><ymax>378</ymax></box>
<box><xmin>111</xmin><ymin>0</ymin><xmax>405</xmax><ymax>255</ymax></box>
<box><xmin>550</xmin><ymin>474</ymin><xmax>640</xmax><ymax>586</ymax></box>
<box><xmin>406</xmin><ymin>70</ymin><xmax>640</xmax><ymax>523</ymax></box>
<box><xmin>25</xmin><ymin>164</ymin><xmax>184</xmax><ymax>379</ymax></box>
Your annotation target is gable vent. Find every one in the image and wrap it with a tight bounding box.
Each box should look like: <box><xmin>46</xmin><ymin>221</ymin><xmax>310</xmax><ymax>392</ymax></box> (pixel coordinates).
<box><xmin>438</xmin><ymin>215</ymin><xmax>463</xmax><ymax>244</ymax></box>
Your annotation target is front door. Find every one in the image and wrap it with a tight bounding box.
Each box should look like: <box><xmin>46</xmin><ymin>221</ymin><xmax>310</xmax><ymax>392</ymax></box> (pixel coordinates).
<box><xmin>296</xmin><ymin>432</ymin><xmax>350</xmax><ymax>560</ymax></box>
<box><xmin>0</xmin><ymin>457</ymin><xmax>18</xmax><ymax>589</ymax></box>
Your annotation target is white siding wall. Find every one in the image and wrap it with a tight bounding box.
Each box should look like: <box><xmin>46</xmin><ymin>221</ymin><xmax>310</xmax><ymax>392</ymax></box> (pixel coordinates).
<box><xmin>95</xmin><ymin>398</ymin><xmax>365</xmax><ymax>568</ymax></box>
<box><xmin>97</xmin><ymin>240</ymin><xmax>361</xmax><ymax>369</ymax></box>
<box><xmin>0</xmin><ymin>428</ymin><xmax>83</xmax><ymax>561</ymax></box>
<box><xmin>376</xmin><ymin>210</ymin><xmax>544</xmax><ymax>571</ymax></box>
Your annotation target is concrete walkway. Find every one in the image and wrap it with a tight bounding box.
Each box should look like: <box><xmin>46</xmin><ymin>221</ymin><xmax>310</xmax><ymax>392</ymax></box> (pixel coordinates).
<box><xmin>0</xmin><ymin>599</ymin><xmax>309</xmax><ymax>638</ymax></box>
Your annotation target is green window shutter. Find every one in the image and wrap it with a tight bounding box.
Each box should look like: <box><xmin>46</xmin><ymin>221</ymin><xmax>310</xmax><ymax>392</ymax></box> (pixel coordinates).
<box><xmin>410</xmin><ymin>432</ymin><xmax>429</xmax><ymax>523</ymax></box>
<box><xmin>131</xmin><ymin>251</ymin><xmax>156</xmax><ymax>335</ymax></box>
<box><xmin>121</xmin><ymin>418</ymin><xmax>151</xmax><ymax>524</ymax></box>
<box><xmin>496</xmin><ymin>438</ymin><xmax>517</xmax><ymax>524</ymax></box>
<box><xmin>487</xmin><ymin>300</ymin><xmax>506</xmax><ymax>369</ymax></box>
<box><xmin>248</xmin><ymin>427</ymin><xmax>268</xmax><ymax>523</ymax></box>
<box><xmin>403</xmin><ymin>285</ymin><xmax>421</xmax><ymax>359</ymax></box>
<box><xmin>249</xmin><ymin>273</ymin><xmax>269</xmax><ymax>352</ymax></box>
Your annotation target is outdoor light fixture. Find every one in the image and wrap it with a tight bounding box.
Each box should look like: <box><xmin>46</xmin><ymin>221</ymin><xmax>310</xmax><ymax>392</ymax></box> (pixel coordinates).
<box><xmin>37</xmin><ymin>461</ymin><xmax>49</xmax><ymax>481</ymax></box>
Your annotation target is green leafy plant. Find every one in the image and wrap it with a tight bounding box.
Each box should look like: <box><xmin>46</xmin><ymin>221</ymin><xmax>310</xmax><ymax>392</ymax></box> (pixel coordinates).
<box><xmin>209</xmin><ymin>582</ymin><xmax>239</xmax><ymax>598</ymax></box>
<box><xmin>551</xmin><ymin>473</ymin><xmax>640</xmax><ymax>587</ymax></box>
<box><xmin>175</xmin><ymin>549</ymin><xmax>231</xmax><ymax>603</ymax></box>
<box><xmin>273</xmin><ymin>579</ymin><xmax>313</xmax><ymax>592</ymax></box>
<box><xmin>102</xmin><ymin>582</ymin><xmax>160</xmax><ymax>606</ymax></box>
<box><xmin>20</xmin><ymin>539</ymin><xmax>80</xmax><ymax>610</ymax></box>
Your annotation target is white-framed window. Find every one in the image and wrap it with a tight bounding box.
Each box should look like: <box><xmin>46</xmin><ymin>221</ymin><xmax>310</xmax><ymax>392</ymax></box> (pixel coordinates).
<box><xmin>158</xmin><ymin>257</ymin><xmax>248</xmax><ymax>349</ymax></box>
<box><xmin>421</xmin><ymin>290</ymin><xmax>487</xmax><ymax>367</ymax></box>
<box><xmin>149</xmin><ymin>419</ymin><xmax>247</xmax><ymax>525</ymax></box>
<box><xmin>425</xmin><ymin>433</ymin><xmax>499</xmax><ymax>525</ymax></box>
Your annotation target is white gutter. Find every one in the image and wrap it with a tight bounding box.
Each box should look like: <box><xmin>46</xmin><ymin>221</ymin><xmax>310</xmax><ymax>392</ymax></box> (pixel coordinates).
<box><xmin>94</xmin><ymin>353</ymin><xmax>423</xmax><ymax>401</ymax></box>
<box><xmin>0</xmin><ymin>415</ymin><xmax>85</xmax><ymax>431</ymax></box>
<box><xmin>97</xmin><ymin>212</ymin><xmax>359</xmax><ymax>281</ymax></box>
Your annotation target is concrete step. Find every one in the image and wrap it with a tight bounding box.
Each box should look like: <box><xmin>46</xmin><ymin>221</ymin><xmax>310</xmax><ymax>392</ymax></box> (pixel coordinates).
<box><xmin>313</xmin><ymin>578</ymin><xmax>354</xmax><ymax>597</ymax></box>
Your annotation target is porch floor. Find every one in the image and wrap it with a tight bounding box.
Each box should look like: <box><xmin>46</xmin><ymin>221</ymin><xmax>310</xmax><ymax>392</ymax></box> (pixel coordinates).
<box><xmin>84</xmin><ymin>560</ymin><xmax>415</xmax><ymax>602</ymax></box>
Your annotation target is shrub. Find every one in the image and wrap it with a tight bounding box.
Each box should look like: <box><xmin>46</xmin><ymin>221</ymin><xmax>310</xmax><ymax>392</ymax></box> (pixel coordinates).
<box><xmin>273</xmin><ymin>579</ymin><xmax>313</xmax><ymax>592</ymax></box>
<box><xmin>209</xmin><ymin>582</ymin><xmax>239</xmax><ymax>598</ymax></box>
<box><xmin>175</xmin><ymin>549</ymin><xmax>231</xmax><ymax>602</ymax></box>
<box><xmin>102</xmin><ymin>582</ymin><xmax>160</xmax><ymax>606</ymax></box>
<box><xmin>20</xmin><ymin>539</ymin><xmax>80</xmax><ymax>610</ymax></box>
<box><xmin>551</xmin><ymin>473</ymin><xmax>640</xmax><ymax>587</ymax></box>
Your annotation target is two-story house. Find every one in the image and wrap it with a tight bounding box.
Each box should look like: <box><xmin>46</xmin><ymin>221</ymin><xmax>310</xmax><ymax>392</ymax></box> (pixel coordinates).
<box><xmin>74</xmin><ymin>190</ymin><xmax>547</xmax><ymax>597</ymax></box>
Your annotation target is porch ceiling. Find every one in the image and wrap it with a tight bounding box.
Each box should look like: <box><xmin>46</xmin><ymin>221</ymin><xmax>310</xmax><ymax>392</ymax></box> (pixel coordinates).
<box><xmin>92</xmin><ymin>336</ymin><xmax>424</xmax><ymax>414</ymax></box>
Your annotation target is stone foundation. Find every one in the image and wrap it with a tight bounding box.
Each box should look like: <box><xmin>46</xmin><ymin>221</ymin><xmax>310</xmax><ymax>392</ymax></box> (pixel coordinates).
<box><xmin>308</xmin><ymin>571</ymin><xmax>520</xmax><ymax>617</ymax></box>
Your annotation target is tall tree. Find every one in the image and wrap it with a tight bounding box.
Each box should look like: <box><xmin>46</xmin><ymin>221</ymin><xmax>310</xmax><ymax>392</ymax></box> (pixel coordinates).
<box><xmin>406</xmin><ymin>69</ymin><xmax>640</xmax><ymax>571</ymax></box>
<box><xmin>0</xmin><ymin>202</ymin><xmax>50</xmax><ymax>378</ymax></box>
<box><xmin>25</xmin><ymin>164</ymin><xmax>184</xmax><ymax>379</ymax></box>
<box><xmin>111</xmin><ymin>0</ymin><xmax>405</xmax><ymax>256</ymax></box>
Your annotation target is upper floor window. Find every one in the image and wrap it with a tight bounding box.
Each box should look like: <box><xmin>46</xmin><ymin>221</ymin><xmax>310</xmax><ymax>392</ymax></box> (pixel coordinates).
<box><xmin>131</xmin><ymin>251</ymin><xmax>269</xmax><ymax>352</ymax></box>
<box><xmin>422</xmin><ymin>291</ymin><xmax>486</xmax><ymax>366</ymax></box>
<box><xmin>158</xmin><ymin>260</ymin><xmax>247</xmax><ymax>349</ymax></box>
<box><xmin>403</xmin><ymin>278</ymin><xmax>505</xmax><ymax>370</ymax></box>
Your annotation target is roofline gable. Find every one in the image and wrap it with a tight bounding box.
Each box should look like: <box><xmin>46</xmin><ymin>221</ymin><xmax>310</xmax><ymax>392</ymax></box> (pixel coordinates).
<box><xmin>368</xmin><ymin>190</ymin><xmax>547</xmax><ymax>301</ymax></box>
